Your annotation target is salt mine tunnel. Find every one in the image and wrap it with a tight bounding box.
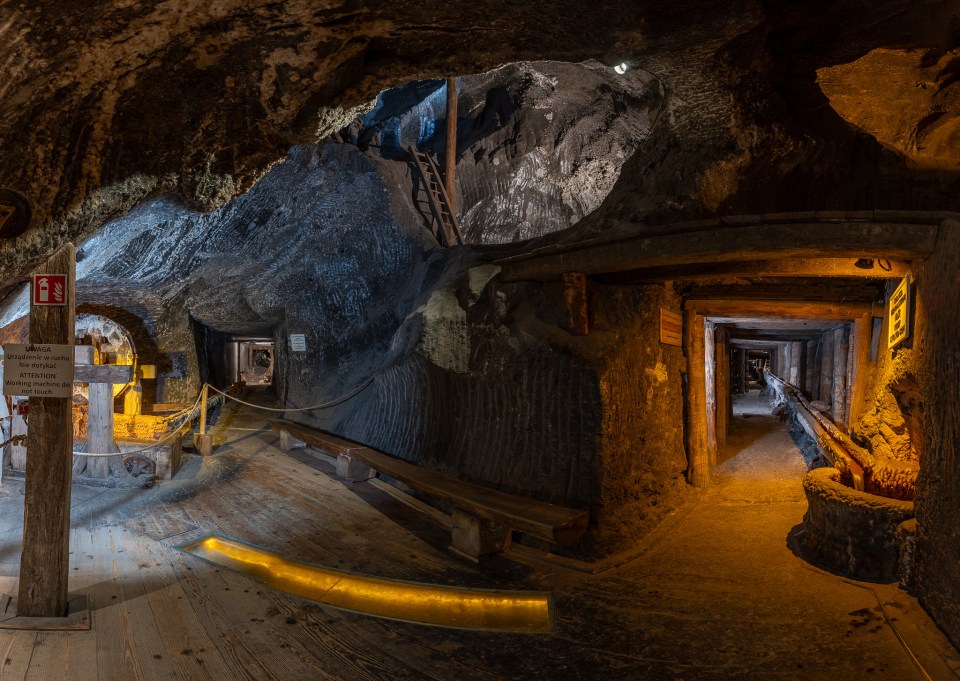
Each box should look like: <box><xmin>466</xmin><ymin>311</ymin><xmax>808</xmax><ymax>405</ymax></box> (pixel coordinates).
<box><xmin>1</xmin><ymin>1</ymin><xmax>960</xmax><ymax>678</ymax></box>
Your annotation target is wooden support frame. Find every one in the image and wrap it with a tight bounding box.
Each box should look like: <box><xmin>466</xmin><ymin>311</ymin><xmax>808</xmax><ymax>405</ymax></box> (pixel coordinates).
<box><xmin>819</xmin><ymin>332</ymin><xmax>834</xmax><ymax>406</ymax></box>
<box><xmin>193</xmin><ymin>384</ymin><xmax>213</xmax><ymax>456</ymax></box>
<box><xmin>18</xmin><ymin>244</ymin><xmax>75</xmax><ymax>618</ymax></box>
<box><xmin>593</xmin><ymin>257</ymin><xmax>913</xmax><ymax>284</ymax></box>
<box><xmin>715</xmin><ymin>327</ymin><xmax>730</xmax><ymax>448</ymax></box>
<box><xmin>849</xmin><ymin>313</ymin><xmax>872</xmax><ymax>428</ymax></box>
<box><xmin>499</xmin><ymin>221</ymin><xmax>938</xmax><ymax>282</ymax></box>
<box><xmin>686</xmin><ymin>299</ymin><xmax>874</xmax><ymax>321</ymax></box>
<box><xmin>832</xmin><ymin>326</ymin><xmax>849</xmax><ymax>425</ymax></box>
<box><xmin>704</xmin><ymin>322</ymin><xmax>718</xmax><ymax>467</ymax></box>
<box><xmin>685</xmin><ymin>313</ymin><xmax>709</xmax><ymax>487</ymax></box>
<box><xmin>445</xmin><ymin>76</ymin><xmax>458</xmax><ymax>217</ymax></box>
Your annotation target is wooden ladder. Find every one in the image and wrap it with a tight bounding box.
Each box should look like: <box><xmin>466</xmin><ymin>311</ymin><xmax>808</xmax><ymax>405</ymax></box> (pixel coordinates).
<box><xmin>408</xmin><ymin>146</ymin><xmax>464</xmax><ymax>247</ymax></box>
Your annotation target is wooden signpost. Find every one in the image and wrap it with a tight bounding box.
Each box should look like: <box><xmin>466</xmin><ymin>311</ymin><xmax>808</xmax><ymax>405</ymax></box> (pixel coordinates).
<box><xmin>660</xmin><ymin>308</ymin><xmax>683</xmax><ymax>346</ymax></box>
<box><xmin>17</xmin><ymin>244</ymin><xmax>76</xmax><ymax>619</ymax></box>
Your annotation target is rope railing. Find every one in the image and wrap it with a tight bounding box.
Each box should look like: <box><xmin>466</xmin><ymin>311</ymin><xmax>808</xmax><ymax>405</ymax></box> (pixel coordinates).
<box><xmin>66</xmin><ymin>375</ymin><xmax>376</xmax><ymax>458</ymax></box>
<box><xmin>205</xmin><ymin>377</ymin><xmax>374</xmax><ymax>412</ymax></box>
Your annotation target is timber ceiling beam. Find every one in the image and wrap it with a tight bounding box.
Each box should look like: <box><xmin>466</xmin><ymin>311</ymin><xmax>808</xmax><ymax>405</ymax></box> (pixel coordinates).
<box><xmin>497</xmin><ymin>220</ymin><xmax>938</xmax><ymax>282</ymax></box>
<box><xmin>730</xmin><ymin>339</ymin><xmax>792</xmax><ymax>350</ymax></box>
<box><xmin>722</xmin><ymin>329</ymin><xmax>823</xmax><ymax>342</ymax></box>
<box><xmin>706</xmin><ymin>318</ymin><xmax>842</xmax><ymax>331</ymax></box>
<box><xmin>686</xmin><ymin>299</ymin><xmax>875</xmax><ymax>320</ymax></box>
<box><xmin>594</xmin><ymin>257</ymin><xmax>910</xmax><ymax>284</ymax></box>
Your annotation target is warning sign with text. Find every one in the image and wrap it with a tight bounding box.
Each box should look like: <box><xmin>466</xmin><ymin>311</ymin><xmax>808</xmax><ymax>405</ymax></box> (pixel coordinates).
<box><xmin>887</xmin><ymin>275</ymin><xmax>911</xmax><ymax>350</ymax></box>
<box><xmin>2</xmin><ymin>343</ymin><xmax>75</xmax><ymax>397</ymax></box>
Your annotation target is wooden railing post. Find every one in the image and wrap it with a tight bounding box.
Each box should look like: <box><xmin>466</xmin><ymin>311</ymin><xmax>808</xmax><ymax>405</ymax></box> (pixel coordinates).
<box><xmin>194</xmin><ymin>384</ymin><xmax>213</xmax><ymax>456</ymax></box>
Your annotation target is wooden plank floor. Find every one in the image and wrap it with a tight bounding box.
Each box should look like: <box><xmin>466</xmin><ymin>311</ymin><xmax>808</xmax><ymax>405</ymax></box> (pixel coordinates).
<box><xmin>0</xmin><ymin>401</ymin><xmax>956</xmax><ymax>680</ymax></box>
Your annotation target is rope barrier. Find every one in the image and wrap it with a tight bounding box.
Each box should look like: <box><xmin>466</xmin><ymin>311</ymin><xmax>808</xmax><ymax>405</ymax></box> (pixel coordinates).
<box><xmin>0</xmin><ymin>434</ymin><xmax>26</xmax><ymax>450</ymax></box>
<box><xmin>205</xmin><ymin>376</ymin><xmax>375</xmax><ymax>412</ymax></box>
<box><xmin>69</xmin><ymin>375</ymin><xmax>375</xmax><ymax>457</ymax></box>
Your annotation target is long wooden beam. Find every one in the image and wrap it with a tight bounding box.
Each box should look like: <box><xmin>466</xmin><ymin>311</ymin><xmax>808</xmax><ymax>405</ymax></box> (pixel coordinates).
<box><xmin>685</xmin><ymin>313</ymin><xmax>709</xmax><ymax>488</ymax></box>
<box><xmin>726</xmin><ymin>331</ymin><xmax>821</xmax><ymax>342</ymax></box>
<box><xmin>595</xmin><ymin>257</ymin><xmax>911</xmax><ymax>284</ymax></box>
<box><xmin>730</xmin><ymin>339</ymin><xmax>791</xmax><ymax>350</ymax></box>
<box><xmin>499</xmin><ymin>222</ymin><xmax>937</xmax><ymax>282</ymax></box>
<box><xmin>19</xmin><ymin>244</ymin><xmax>75</xmax><ymax>617</ymax></box>
<box><xmin>686</xmin><ymin>299</ymin><xmax>874</xmax><ymax>320</ymax></box>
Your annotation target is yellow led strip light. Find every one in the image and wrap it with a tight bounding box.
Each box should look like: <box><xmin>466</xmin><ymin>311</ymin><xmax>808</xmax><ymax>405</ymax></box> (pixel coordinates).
<box><xmin>180</xmin><ymin>535</ymin><xmax>554</xmax><ymax>633</ymax></box>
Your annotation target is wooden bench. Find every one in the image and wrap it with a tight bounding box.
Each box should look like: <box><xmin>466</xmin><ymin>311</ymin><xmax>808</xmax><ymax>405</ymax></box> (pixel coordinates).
<box><xmin>268</xmin><ymin>419</ymin><xmax>589</xmax><ymax>561</ymax></box>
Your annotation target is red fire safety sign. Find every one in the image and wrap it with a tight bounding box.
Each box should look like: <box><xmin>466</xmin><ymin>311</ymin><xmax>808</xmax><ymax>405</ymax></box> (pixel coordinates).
<box><xmin>31</xmin><ymin>274</ymin><xmax>67</xmax><ymax>306</ymax></box>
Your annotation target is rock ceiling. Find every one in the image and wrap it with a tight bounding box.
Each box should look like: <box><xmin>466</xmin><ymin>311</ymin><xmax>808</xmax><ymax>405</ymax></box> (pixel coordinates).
<box><xmin>2</xmin><ymin>0</ymin><xmax>960</xmax><ymax>291</ymax></box>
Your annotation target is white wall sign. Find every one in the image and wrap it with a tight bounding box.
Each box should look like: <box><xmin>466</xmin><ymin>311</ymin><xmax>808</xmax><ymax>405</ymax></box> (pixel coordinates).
<box><xmin>887</xmin><ymin>274</ymin><xmax>911</xmax><ymax>350</ymax></box>
<box><xmin>2</xmin><ymin>343</ymin><xmax>75</xmax><ymax>397</ymax></box>
<box><xmin>289</xmin><ymin>334</ymin><xmax>307</xmax><ymax>352</ymax></box>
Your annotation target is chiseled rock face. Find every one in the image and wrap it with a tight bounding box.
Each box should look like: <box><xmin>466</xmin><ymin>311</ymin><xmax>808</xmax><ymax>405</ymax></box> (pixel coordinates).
<box><xmin>2</xmin><ymin>143</ymin><xmax>441</xmax><ymax>404</ymax></box>
<box><xmin>356</xmin><ymin>61</ymin><xmax>662</xmax><ymax>243</ymax></box>
<box><xmin>818</xmin><ymin>48</ymin><xmax>960</xmax><ymax>167</ymax></box>
<box><xmin>4</xmin><ymin>1</ymin><xmax>960</xmax><ymax>293</ymax></box>
<box><xmin>0</xmin><ymin>0</ymin><xmax>643</xmax><ymax>290</ymax></box>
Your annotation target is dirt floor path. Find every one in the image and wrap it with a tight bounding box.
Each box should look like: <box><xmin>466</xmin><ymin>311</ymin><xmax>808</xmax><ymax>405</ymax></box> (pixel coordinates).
<box><xmin>0</xmin><ymin>393</ymin><xmax>956</xmax><ymax>680</ymax></box>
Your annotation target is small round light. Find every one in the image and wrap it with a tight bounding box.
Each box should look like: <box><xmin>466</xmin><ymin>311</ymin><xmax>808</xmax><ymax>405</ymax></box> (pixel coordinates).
<box><xmin>613</xmin><ymin>62</ymin><xmax>629</xmax><ymax>75</ymax></box>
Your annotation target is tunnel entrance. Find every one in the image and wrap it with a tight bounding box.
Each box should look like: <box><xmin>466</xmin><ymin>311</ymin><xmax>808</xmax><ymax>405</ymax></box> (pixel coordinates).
<box><xmin>191</xmin><ymin>317</ymin><xmax>278</xmax><ymax>398</ymax></box>
<box><xmin>236</xmin><ymin>339</ymin><xmax>275</xmax><ymax>388</ymax></box>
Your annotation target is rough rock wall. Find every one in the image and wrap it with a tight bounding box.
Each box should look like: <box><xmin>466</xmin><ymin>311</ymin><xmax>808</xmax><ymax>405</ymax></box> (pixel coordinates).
<box><xmin>592</xmin><ymin>283</ymin><xmax>690</xmax><ymax>552</ymax></box>
<box><xmin>321</xmin><ymin>271</ymin><xmax>604</xmax><ymax>508</ymax></box>
<box><xmin>1</xmin><ymin>142</ymin><xmax>435</xmax><ymax>404</ymax></box>
<box><xmin>306</xmin><ymin>269</ymin><xmax>688</xmax><ymax>557</ymax></box>
<box><xmin>853</xmin><ymin>325</ymin><xmax>924</xmax><ymax>502</ymax></box>
<box><xmin>818</xmin><ymin>47</ymin><xmax>960</xmax><ymax>166</ymax></box>
<box><xmin>0</xmin><ymin>0</ymin><xmax>644</xmax><ymax>290</ymax></box>
<box><xmin>355</xmin><ymin>61</ymin><xmax>662</xmax><ymax>243</ymax></box>
<box><xmin>914</xmin><ymin>221</ymin><xmax>960</xmax><ymax>649</ymax></box>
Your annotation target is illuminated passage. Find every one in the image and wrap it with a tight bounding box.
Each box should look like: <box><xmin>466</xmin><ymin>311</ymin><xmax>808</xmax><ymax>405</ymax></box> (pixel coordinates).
<box><xmin>180</xmin><ymin>536</ymin><xmax>554</xmax><ymax>633</ymax></box>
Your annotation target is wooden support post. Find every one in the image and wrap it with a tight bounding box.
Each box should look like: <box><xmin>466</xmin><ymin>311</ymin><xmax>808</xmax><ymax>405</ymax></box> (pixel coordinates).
<box><xmin>805</xmin><ymin>341</ymin><xmax>817</xmax><ymax>398</ymax></box>
<box><xmin>849</xmin><ymin>313</ymin><xmax>872</xmax><ymax>428</ymax></box>
<box><xmin>562</xmin><ymin>272</ymin><xmax>589</xmax><ymax>336</ymax></box>
<box><xmin>832</xmin><ymin>326</ymin><xmax>849</xmax><ymax>425</ymax></box>
<box><xmin>819</xmin><ymin>332</ymin><xmax>834</xmax><ymax>407</ymax></box>
<box><xmin>704</xmin><ymin>323</ymin><xmax>718</xmax><ymax>466</ymax></box>
<box><xmin>85</xmin><ymin>382</ymin><xmax>116</xmax><ymax>478</ymax></box>
<box><xmin>686</xmin><ymin>313</ymin><xmax>709</xmax><ymax>487</ymax></box>
<box><xmin>715</xmin><ymin>327</ymin><xmax>729</xmax><ymax>448</ymax></box>
<box><xmin>193</xmin><ymin>384</ymin><xmax>213</xmax><ymax>456</ymax></box>
<box><xmin>18</xmin><ymin>243</ymin><xmax>75</xmax><ymax>618</ymax></box>
<box><xmin>846</xmin><ymin>328</ymin><xmax>856</xmax><ymax>428</ymax></box>
<box><xmin>789</xmin><ymin>341</ymin><xmax>802</xmax><ymax>387</ymax></box>
<box><xmin>124</xmin><ymin>382</ymin><xmax>142</xmax><ymax>416</ymax></box>
<box><xmin>450</xmin><ymin>508</ymin><xmax>511</xmax><ymax>562</ymax></box>
<box><xmin>738</xmin><ymin>348</ymin><xmax>747</xmax><ymax>394</ymax></box>
<box><xmin>445</xmin><ymin>76</ymin><xmax>458</xmax><ymax>217</ymax></box>
<box><xmin>73</xmin><ymin>354</ymin><xmax>133</xmax><ymax>478</ymax></box>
